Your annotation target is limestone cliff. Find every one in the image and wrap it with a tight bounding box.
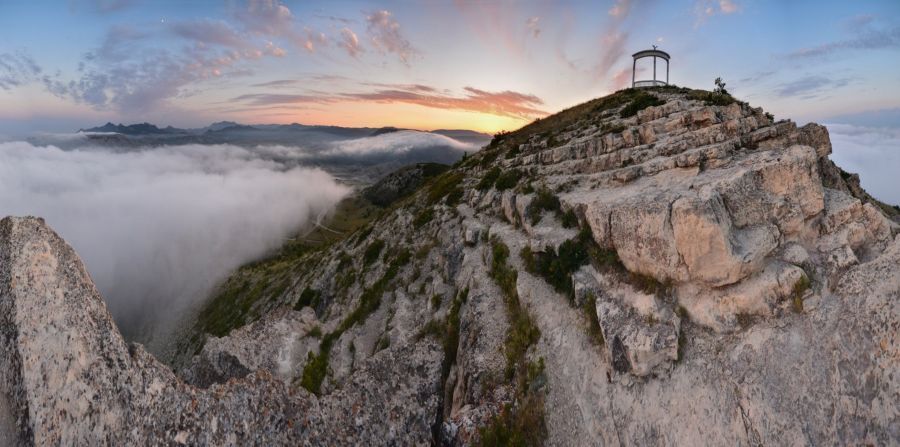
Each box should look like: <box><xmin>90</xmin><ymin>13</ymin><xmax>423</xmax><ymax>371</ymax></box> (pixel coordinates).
<box><xmin>1</xmin><ymin>87</ymin><xmax>898</xmax><ymax>445</ymax></box>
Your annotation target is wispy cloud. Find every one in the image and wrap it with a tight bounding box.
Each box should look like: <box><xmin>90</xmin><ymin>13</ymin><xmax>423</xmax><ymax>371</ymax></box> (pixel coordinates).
<box><xmin>231</xmin><ymin>84</ymin><xmax>546</xmax><ymax>119</ymax></box>
<box><xmin>526</xmin><ymin>17</ymin><xmax>541</xmax><ymax>38</ymax></box>
<box><xmin>365</xmin><ymin>10</ymin><xmax>419</xmax><ymax>64</ymax></box>
<box><xmin>61</xmin><ymin>22</ymin><xmax>287</xmax><ymax>112</ymax></box>
<box><xmin>785</xmin><ymin>24</ymin><xmax>900</xmax><ymax>59</ymax></box>
<box><xmin>231</xmin><ymin>93</ymin><xmax>332</xmax><ymax>106</ymax></box>
<box><xmin>774</xmin><ymin>75</ymin><xmax>852</xmax><ymax>98</ymax></box>
<box><xmin>0</xmin><ymin>51</ymin><xmax>42</xmax><ymax>90</ymax></box>
<box><xmin>170</xmin><ymin>19</ymin><xmax>247</xmax><ymax>49</ymax></box>
<box><xmin>345</xmin><ymin>86</ymin><xmax>546</xmax><ymax>119</ymax></box>
<box><xmin>608</xmin><ymin>0</ymin><xmax>631</xmax><ymax>18</ymax></box>
<box><xmin>300</xmin><ymin>27</ymin><xmax>328</xmax><ymax>53</ymax></box>
<box><xmin>694</xmin><ymin>0</ymin><xmax>741</xmax><ymax>27</ymax></box>
<box><xmin>738</xmin><ymin>70</ymin><xmax>775</xmax><ymax>85</ymax></box>
<box><xmin>592</xmin><ymin>0</ymin><xmax>634</xmax><ymax>83</ymax></box>
<box><xmin>338</xmin><ymin>27</ymin><xmax>363</xmax><ymax>58</ymax></box>
<box><xmin>250</xmin><ymin>79</ymin><xmax>300</xmax><ymax>88</ymax></box>
<box><xmin>236</xmin><ymin>0</ymin><xmax>295</xmax><ymax>36</ymax></box>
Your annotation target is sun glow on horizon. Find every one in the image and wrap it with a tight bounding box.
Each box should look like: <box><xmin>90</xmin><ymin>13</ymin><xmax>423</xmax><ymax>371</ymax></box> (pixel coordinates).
<box><xmin>236</xmin><ymin>101</ymin><xmax>535</xmax><ymax>135</ymax></box>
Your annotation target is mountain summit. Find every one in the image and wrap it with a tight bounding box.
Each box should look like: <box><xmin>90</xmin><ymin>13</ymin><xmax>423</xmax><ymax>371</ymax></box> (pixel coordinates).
<box><xmin>2</xmin><ymin>87</ymin><xmax>898</xmax><ymax>445</ymax></box>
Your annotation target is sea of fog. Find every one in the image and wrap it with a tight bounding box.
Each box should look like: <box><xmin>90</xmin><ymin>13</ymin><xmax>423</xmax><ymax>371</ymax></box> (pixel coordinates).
<box><xmin>0</xmin><ymin>131</ymin><xmax>476</xmax><ymax>357</ymax></box>
<box><xmin>827</xmin><ymin>123</ymin><xmax>900</xmax><ymax>206</ymax></box>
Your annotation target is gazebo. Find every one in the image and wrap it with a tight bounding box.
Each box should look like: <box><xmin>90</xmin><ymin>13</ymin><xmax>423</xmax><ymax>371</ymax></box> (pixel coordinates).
<box><xmin>632</xmin><ymin>46</ymin><xmax>670</xmax><ymax>88</ymax></box>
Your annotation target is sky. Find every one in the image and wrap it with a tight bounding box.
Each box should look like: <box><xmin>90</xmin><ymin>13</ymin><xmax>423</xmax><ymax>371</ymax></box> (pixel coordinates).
<box><xmin>1</xmin><ymin>0</ymin><xmax>900</xmax><ymax>135</ymax></box>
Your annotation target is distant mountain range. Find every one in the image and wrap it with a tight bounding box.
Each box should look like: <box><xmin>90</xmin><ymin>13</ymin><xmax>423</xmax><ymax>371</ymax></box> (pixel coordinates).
<box><xmin>56</xmin><ymin>121</ymin><xmax>494</xmax><ymax>186</ymax></box>
<box><xmin>78</xmin><ymin>121</ymin><xmax>492</xmax><ymax>145</ymax></box>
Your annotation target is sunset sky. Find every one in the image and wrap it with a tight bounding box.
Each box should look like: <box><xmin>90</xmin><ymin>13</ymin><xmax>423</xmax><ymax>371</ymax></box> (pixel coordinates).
<box><xmin>1</xmin><ymin>0</ymin><xmax>899</xmax><ymax>135</ymax></box>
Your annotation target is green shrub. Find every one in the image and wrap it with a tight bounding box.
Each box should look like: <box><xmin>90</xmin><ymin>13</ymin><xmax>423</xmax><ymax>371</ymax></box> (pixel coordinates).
<box><xmin>520</xmin><ymin>237</ymin><xmax>588</xmax><ymax>298</ymax></box>
<box><xmin>353</xmin><ymin>226</ymin><xmax>373</xmax><ymax>247</ymax></box>
<box><xmin>294</xmin><ymin>287</ymin><xmax>321</xmax><ymax>311</ymax></box>
<box><xmin>791</xmin><ymin>274</ymin><xmax>810</xmax><ymax>313</ymax></box>
<box><xmin>494</xmin><ymin>169</ymin><xmax>522</xmax><ymax>191</ymax></box>
<box><xmin>561</xmin><ymin>209</ymin><xmax>578</xmax><ymax>228</ymax></box>
<box><xmin>619</xmin><ymin>92</ymin><xmax>665</xmax><ymax>118</ymax></box>
<box><xmin>476</xmin><ymin>396</ymin><xmax>546</xmax><ymax>447</ymax></box>
<box><xmin>307</xmin><ymin>326</ymin><xmax>323</xmax><ymax>338</ymax></box>
<box><xmin>687</xmin><ymin>90</ymin><xmax>737</xmax><ymax>106</ymax></box>
<box><xmin>445</xmin><ymin>187</ymin><xmax>464</xmax><ymax>206</ymax></box>
<box><xmin>628</xmin><ymin>271</ymin><xmax>669</xmax><ymax>296</ymax></box>
<box><xmin>427</xmin><ymin>171</ymin><xmax>465</xmax><ymax>205</ymax></box>
<box><xmin>363</xmin><ymin>239</ymin><xmax>385</xmax><ymax>266</ymax></box>
<box><xmin>417</xmin><ymin>318</ymin><xmax>446</xmax><ymax>341</ymax></box>
<box><xmin>413</xmin><ymin>207</ymin><xmax>434</xmax><ymax>228</ymax></box>
<box><xmin>476</xmin><ymin>167</ymin><xmax>502</xmax><ymax>191</ymax></box>
<box><xmin>431</xmin><ymin>293</ymin><xmax>442</xmax><ymax>309</ymax></box>
<box><xmin>528</xmin><ymin>187</ymin><xmax>561</xmax><ymax>225</ymax></box>
<box><xmin>375</xmin><ymin>335</ymin><xmax>390</xmax><ymax>352</ymax></box>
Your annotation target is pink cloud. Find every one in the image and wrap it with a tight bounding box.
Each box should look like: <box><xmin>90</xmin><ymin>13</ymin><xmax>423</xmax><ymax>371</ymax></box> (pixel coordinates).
<box><xmin>232</xmin><ymin>83</ymin><xmax>547</xmax><ymax>119</ymax></box>
<box><xmin>338</xmin><ymin>27</ymin><xmax>363</xmax><ymax>58</ymax></box>
<box><xmin>365</xmin><ymin>10</ymin><xmax>419</xmax><ymax>64</ymax></box>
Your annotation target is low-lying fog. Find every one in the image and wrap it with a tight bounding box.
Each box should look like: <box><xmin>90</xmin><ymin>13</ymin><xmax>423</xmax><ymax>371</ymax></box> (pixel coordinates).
<box><xmin>827</xmin><ymin>123</ymin><xmax>900</xmax><ymax>206</ymax></box>
<box><xmin>0</xmin><ymin>131</ymin><xmax>476</xmax><ymax>356</ymax></box>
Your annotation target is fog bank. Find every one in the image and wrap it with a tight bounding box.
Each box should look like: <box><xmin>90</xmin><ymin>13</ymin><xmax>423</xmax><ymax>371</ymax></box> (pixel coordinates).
<box><xmin>827</xmin><ymin>123</ymin><xmax>900</xmax><ymax>206</ymax></box>
<box><xmin>0</xmin><ymin>141</ymin><xmax>349</xmax><ymax>352</ymax></box>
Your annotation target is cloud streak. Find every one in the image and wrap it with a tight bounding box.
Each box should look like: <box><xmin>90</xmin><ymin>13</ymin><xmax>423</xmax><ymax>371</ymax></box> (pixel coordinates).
<box><xmin>231</xmin><ymin>84</ymin><xmax>547</xmax><ymax>119</ymax></box>
<box><xmin>786</xmin><ymin>24</ymin><xmax>900</xmax><ymax>59</ymax></box>
<box><xmin>774</xmin><ymin>75</ymin><xmax>852</xmax><ymax>98</ymax></box>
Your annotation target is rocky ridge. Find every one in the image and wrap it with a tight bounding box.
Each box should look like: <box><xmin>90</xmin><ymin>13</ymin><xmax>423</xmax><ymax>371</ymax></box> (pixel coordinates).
<box><xmin>1</xmin><ymin>87</ymin><xmax>898</xmax><ymax>445</ymax></box>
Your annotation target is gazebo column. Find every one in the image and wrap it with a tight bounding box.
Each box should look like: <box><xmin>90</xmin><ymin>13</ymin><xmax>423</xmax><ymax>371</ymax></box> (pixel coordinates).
<box><xmin>666</xmin><ymin>60</ymin><xmax>669</xmax><ymax>84</ymax></box>
<box><xmin>632</xmin><ymin>58</ymin><xmax>636</xmax><ymax>88</ymax></box>
<box><xmin>653</xmin><ymin>56</ymin><xmax>657</xmax><ymax>84</ymax></box>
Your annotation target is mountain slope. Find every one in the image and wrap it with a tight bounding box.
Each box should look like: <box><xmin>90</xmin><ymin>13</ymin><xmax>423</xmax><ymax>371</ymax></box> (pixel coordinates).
<box><xmin>2</xmin><ymin>87</ymin><xmax>898</xmax><ymax>445</ymax></box>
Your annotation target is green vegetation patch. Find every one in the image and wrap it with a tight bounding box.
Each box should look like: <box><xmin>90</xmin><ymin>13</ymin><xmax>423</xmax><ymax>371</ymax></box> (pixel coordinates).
<box><xmin>293</xmin><ymin>287</ymin><xmax>322</xmax><ymax>311</ymax></box>
<box><xmin>521</xmin><ymin>237</ymin><xmax>588</xmax><ymax>298</ymax></box>
<box><xmin>426</xmin><ymin>171</ymin><xmax>465</xmax><ymax>206</ymax></box>
<box><xmin>413</xmin><ymin>207</ymin><xmax>435</xmax><ymax>229</ymax></box>
<box><xmin>476</xmin><ymin>167</ymin><xmax>502</xmax><ymax>191</ymax></box>
<box><xmin>527</xmin><ymin>187</ymin><xmax>561</xmax><ymax>225</ymax></box>
<box><xmin>494</xmin><ymin>169</ymin><xmax>522</xmax><ymax>191</ymax></box>
<box><xmin>363</xmin><ymin>239</ymin><xmax>386</xmax><ymax>266</ymax></box>
<box><xmin>619</xmin><ymin>91</ymin><xmax>665</xmax><ymax>118</ymax></box>
<box><xmin>687</xmin><ymin>90</ymin><xmax>738</xmax><ymax>106</ymax></box>
<box><xmin>482</xmin><ymin>238</ymin><xmax>546</xmax><ymax>446</ymax></box>
<box><xmin>525</xmin><ymin>187</ymin><xmax>578</xmax><ymax>229</ymax></box>
<box><xmin>791</xmin><ymin>274</ymin><xmax>811</xmax><ymax>313</ymax></box>
<box><xmin>299</xmin><ymin>247</ymin><xmax>411</xmax><ymax>394</ymax></box>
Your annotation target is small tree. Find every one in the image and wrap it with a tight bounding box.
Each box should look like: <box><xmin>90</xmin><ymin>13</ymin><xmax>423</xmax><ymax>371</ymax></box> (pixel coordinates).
<box><xmin>714</xmin><ymin>77</ymin><xmax>728</xmax><ymax>95</ymax></box>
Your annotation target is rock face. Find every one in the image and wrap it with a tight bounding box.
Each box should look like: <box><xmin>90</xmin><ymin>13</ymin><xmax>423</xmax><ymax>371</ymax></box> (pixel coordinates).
<box><xmin>2</xmin><ymin>88</ymin><xmax>898</xmax><ymax>445</ymax></box>
<box><xmin>361</xmin><ymin>162</ymin><xmax>450</xmax><ymax>206</ymax></box>
<box><xmin>0</xmin><ymin>217</ymin><xmax>440</xmax><ymax>445</ymax></box>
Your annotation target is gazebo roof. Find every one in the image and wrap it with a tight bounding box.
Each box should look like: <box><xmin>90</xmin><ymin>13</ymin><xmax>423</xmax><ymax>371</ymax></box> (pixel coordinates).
<box><xmin>632</xmin><ymin>49</ymin><xmax>670</xmax><ymax>60</ymax></box>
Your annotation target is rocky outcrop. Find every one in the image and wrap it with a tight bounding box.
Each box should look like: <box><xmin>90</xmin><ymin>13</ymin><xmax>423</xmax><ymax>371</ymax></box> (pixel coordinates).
<box><xmin>362</xmin><ymin>162</ymin><xmax>450</xmax><ymax>207</ymax></box>
<box><xmin>2</xmin><ymin>88</ymin><xmax>898</xmax><ymax>445</ymax></box>
<box><xmin>0</xmin><ymin>216</ymin><xmax>440</xmax><ymax>445</ymax></box>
